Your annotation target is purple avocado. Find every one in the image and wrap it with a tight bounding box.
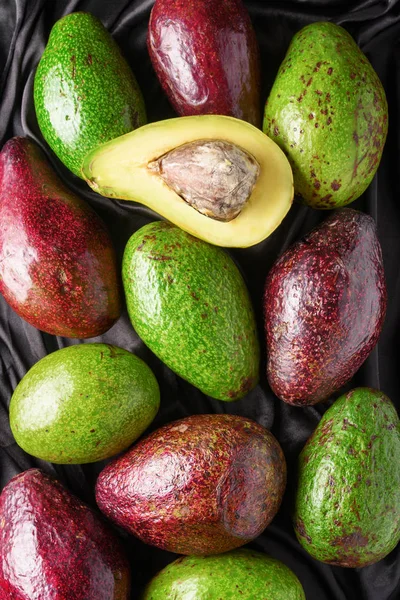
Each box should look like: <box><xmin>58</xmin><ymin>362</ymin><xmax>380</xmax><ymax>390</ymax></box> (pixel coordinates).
<box><xmin>148</xmin><ymin>0</ymin><xmax>261</xmax><ymax>126</ymax></box>
<box><xmin>0</xmin><ymin>469</ymin><xmax>130</xmax><ymax>599</ymax></box>
<box><xmin>264</xmin><ymin>208</ymin><xmax>387</xmax><ymax>406</ymax></box>
<box><xmin>95</xmin><ymin>414</ymin><xmax>286</xmax><ymax>555</ymax></box>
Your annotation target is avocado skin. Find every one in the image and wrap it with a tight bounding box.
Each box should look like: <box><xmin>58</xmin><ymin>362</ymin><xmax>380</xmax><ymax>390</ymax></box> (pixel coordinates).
<box><xmin>96</xmin><ymin>414</ymin><xmax>286</xmax><ymax>556</ymax></box>
<box><xmin>148</xmin><ymin>0</ymin><xmax>260</xmax><ymax>126</ymax></box>
<box><xmin>294</xmin><ymin>388</ymin><xmax>400</xmax><ymax>567</ymax></box>
<box><xmin>0</xmin><ymin>469</ymin><xmax>130</xmax><ymax>599</ymax></box>
<box><xmin>263</xmin><ymin>22</ymin><xmax>388</xmax><ymax>208</ymax></box>
<box><xmin>264</xmin><ymin>208</ymin><xmax>386</xmax><ymax>406</ymax></box>
<box><xmin>10</xmin><ymin>343</ymin><xmax>160</xmax><ymax>464</ymax></box>
<box><xmin>122</xmin><ymin>221</ymin><xmax>259</xmax><ymax>401</ymax></box>
<box><xmin>34</xmin><ymin>12</ymin><xmax>146</xmax><ymax>178</ymax></box>
<box><xmin>0</xmin><ymin>137</ymin><xmax>121</xmax><ymax>338</ymax></box>
<box><xmin>142</xmin><ymin>549</ymin><xmax>305</xmax><ymax>599</ymax></box>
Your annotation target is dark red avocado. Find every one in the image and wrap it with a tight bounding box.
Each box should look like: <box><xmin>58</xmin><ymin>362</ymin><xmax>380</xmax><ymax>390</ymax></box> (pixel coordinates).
<box><xmin>148</xmin><ymin>0</ymin><xmax>261</xmax><ymax>126</ymax></box>
<box><xmin>264</xmin><ymin>208</ymin><xmax>387</xmax><ymax>406</ymax></box>
<box><xmin>0</xmin><ymin>137</ymin><xmax>121</xmax><ymax>338</ymax></box>
<box><xmin>95</xmin><ymin>414</ymin><xmax>286</xmax><ymax>555</ymax></box>
<box><xmin>0</xmin><ymin>469</ymin><xmax>130</xmax><ymax>600</ymax></box>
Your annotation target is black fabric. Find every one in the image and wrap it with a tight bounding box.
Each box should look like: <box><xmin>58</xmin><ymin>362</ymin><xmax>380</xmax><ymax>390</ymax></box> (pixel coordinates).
<box><xmin>1</xmin><ymin>0</ymin><xmax>400</xmax><ymax>598</ymax></box>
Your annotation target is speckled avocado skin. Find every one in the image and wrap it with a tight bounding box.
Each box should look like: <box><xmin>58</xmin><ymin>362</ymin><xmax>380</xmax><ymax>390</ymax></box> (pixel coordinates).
<box><xmin>264</xmin><ymin>208</ymin><xmax>386</xmax><ymax>406</ymax></box>
<box><xmin>0</xmin><ymin>469</ymin><xmax>130</xmax><ymax>599</ymax></box>
<box><xmin>263</xmin><ymin>22</ymin><xmax>388</xmax><ymax>208</ymax></box>
<box><xmin>122</xmin><ymin>221</ymin><xmax>260</xmax><ymax>401</ymax></box>
<box><xmin>294</xmin><ymin>388</ymin><xmax>400</xmax><ymax>567</ymax></box>
<box><xmin>96</xmin><ymin>414</ymin><xmax>286</xmax><ymax>555</ymax></box>
<box><xmin>9</xmin><ymin>343</ymin><xmax>160</xmax><ymax>464</ymax></box>
<box><xmin>0</xmin><ymin>137</ymin><xmax>121</xmax><ymax>338</ymax></box>
<box><xmin>34</xmin><ymin>12</ymin><xmax>146</xmax><ymax>178</ymax></box>
<box><xmin>142</xmin><ymin>549</ymin><xmax>305</xmax><ymax>599</ymax></box>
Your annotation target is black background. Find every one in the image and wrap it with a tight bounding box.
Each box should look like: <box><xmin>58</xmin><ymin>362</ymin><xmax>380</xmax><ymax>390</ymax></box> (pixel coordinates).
<box><xmin>1</xmin><ymin>0</ymin><xmax>400</xmax><ymax>598</ymax></box>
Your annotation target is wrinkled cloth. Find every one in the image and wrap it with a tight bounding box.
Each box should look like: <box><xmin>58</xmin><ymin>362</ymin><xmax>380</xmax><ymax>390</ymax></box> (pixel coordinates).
<box><xmin>1</xmin><ymin>1</ymin><xmax>400</xmax><ymax>598</ymax></box>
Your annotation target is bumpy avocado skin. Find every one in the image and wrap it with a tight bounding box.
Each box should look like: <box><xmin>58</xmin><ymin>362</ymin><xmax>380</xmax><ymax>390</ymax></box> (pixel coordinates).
<box><xmin>34</xmin><ymin>12</ymin><xmax>146</xmax><ymax>178</ymax></box>
<box><xmin>96</xmin><ymin>415</ymin><xmax>286</xmax><ymax>556</ymax></box>
<box><xmin>142</xmin><ymin>549</ymin><xmax>305</xmax><ymax>599</ymax></box>
<box><xmin>122</xmin><ymin>221</ymin><xmax>259</xmax><ymax>401</ymax></box>
<box><xmin>0</xmin><ymin>469</ymin><xmax>131</xmax><ymax>599</ymax></box>
<box><xmin>294</xmin><ymin>388</ymin><xmax>400</xmax><ymax>567</ymax></box>
<box><xmin>264</xmin><ymin>208</ymin><xmax>386</xmax><ymax>406</ymax></box>
<box><xmin>9</xmin><ymin>344</ymin><xmax>160</xmax><ymax>464</ymax></box>
<box><xmin>263</xmin><ymin>22</ymin><xmax>388</xmax><ymax>208</ymax></box>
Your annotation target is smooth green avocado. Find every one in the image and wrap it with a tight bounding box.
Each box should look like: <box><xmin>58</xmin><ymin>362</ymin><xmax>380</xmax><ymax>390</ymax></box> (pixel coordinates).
<box><xmin>34</xmin><ymin>11</ymin><xmax>146</xmax><ymax>178</ymax></box>
<box><xmin>9</xmin><ymin>343</ymin><xmax>160</xmax><ymax>464</ymax></box>
<box><xmin>264</xmin><ymin>22</ymin><xmax>388</xmax><ymax>208</ymax></box>
<box><xmin>122</xmin><ymin>221</ymin><xmax>260</xmax><ymax>401</ymax></box>
<box><xmin>142</xmin><ymin>549</ymin><xmax>305</xmax><ymax>599</ymax></box>
<box><xmin>294</xmin><ymin>387</ymin><xmax>400</xmax><ymax>567</ymax></box>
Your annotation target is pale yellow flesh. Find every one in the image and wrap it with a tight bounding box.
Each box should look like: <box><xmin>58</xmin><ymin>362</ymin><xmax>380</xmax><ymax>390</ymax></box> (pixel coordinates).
<box><xmin>83</xmin><ymin>115</ymin><xmax>294</xmax><ymax>248</ymax></box>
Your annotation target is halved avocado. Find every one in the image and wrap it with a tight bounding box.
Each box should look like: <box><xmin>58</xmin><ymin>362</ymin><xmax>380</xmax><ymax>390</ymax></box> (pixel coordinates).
<box><xmin>82</xmin><ymin>115</ymin><xmax>293</xmax><ymax>247</ymax></box>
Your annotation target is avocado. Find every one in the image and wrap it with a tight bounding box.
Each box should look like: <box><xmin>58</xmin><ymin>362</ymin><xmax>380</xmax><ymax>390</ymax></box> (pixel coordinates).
<box><xmin>34</xmin><ymin>12</ymin><xmax>146</xmax><ymax>178</ymax></box>
<box><xmin>294</xmin><ymin>388</ymin><xmax>400</xmax><ymax>567</ymax></box>
<box><xmin>263</xmin><ymin>22</ymin><xmax>388</xmax><ymax>208</ymax></box>
<box><xmin>96</xmin><ymin>414</ymin><xmax>286</xmax><ymax>555</ymax></box>
<box><xmin>82</xmin><ymin>115</ymin><xmax>293</xmax><ymax>248</ymax></box>
<box><xmin>142</xmin><ymin>549</ymin><xmax>305</xmax><ymax>599</ymax></box>
<box><xmin>148</xmin><ymin>0</ymin><xmax>261</xmax><ymax>126</ymax></box>
<box><xmin>9</xmin><ymin>343</ymin><xmax>160</xmax><ymax>464</ymax></box>
<box><xmin>264</xmin><ymin>208</ymin><xmax>386</xmax><ymax>406</ymax></box>
<box><xmin>0</xmin><ymin>469</ymin><xmax>130</xmax><ymax>599</ymax></box>
<box><xmin>0</xmin><ymin>137</ymin><xmax>121</xmax><ymax>338</ymax></box>
<box><xmin>122</xmin><ymin>221</ymin><xmax>259</xmax><ymax>401</ymax></box>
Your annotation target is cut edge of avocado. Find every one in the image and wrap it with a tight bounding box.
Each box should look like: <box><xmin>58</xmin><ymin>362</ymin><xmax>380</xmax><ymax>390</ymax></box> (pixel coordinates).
<box><xmin>82</xmin><ymin>115</ymin><xmax>294</xmax><ymax>248</ymax></box>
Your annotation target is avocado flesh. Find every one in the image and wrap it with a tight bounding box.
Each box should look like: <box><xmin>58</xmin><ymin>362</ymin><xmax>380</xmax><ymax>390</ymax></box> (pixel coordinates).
<box><xmin>82</xmin><ymin>115</ymin><xmax>293</xmax><ymax>248</ymax></box>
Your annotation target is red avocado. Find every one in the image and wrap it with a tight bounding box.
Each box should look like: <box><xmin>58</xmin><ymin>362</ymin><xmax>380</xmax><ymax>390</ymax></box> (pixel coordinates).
<box><xmin>0</xmin><ymin>137</ymin><xmax>121</xmax><ymax>338</ymax></box>
<box><xmin>0</xmin><ymin>469</ymin><xmax>130</xmax><ymax>600</ymax></box>
<box><xmin>148</xmin><ymin>0</ymin><xmax>261</xmax><ymax>126</ymax></box>
<box><xmin>95</xmin><ymin>414</ymin><xmax>286</xmax><ymax>556</ymax></box>
<box><xmin>264</xmin><ymin>208</ymin><xmax>387</xmax><ymax>406</ymax></box>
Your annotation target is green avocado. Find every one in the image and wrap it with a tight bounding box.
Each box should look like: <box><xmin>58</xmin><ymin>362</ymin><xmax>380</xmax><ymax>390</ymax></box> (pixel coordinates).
<box><xmin>263</xmin><ymin>22</ymin><xmax>388</xmax><ymax>208</ymax></box>
<box><xmin>34</xmin><ymin>12</ymin><xmax>146</xmax><ymax>178</ymax></box>
<box><xmin>142</xmin><ymin>549</ymin><xmax>305</xmax><ymax>599</ymax></box>
<box><xmin>294</xmin><ymin>388</ymin><xmax>400</xmax><ymax>567</ymax></box>
<box><xmin>122</xmin><ymin>221</ymin><xmax>259</xmax><ymax>401</ymax></box>
<box><xmin>9</xmin><ymin>344</ymin><xmax>160</xmax><ymax>464</ymax></box>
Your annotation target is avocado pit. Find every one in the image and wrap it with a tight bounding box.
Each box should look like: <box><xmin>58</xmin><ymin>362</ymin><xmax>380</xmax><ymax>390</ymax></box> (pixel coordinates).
<box><xmin>148</xmin><ymin>139</ymin><xmax>260</xmax><ymax>221</ymax></box>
